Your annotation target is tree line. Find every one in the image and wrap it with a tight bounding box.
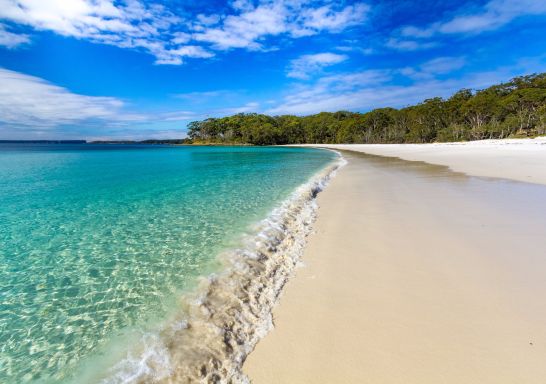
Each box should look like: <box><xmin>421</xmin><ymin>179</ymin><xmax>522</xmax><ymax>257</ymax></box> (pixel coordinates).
<box><xmin>186</xmin><ymin>73</ymin><xmax>546</xmax><ymax>145</ymax></box>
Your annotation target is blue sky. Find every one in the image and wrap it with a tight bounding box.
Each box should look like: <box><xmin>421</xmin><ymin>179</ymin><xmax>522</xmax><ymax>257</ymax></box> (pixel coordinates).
<box><xmin>1</xmin><ymin>0</ymin><xmax>546</xmax><ymax>140</ymax></box>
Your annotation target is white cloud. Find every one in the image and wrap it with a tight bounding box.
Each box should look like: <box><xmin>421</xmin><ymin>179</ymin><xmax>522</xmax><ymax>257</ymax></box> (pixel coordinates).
<box><xmin>230</xmin><ymin>0</ymin><xmax>254</xmax><ymax>12</ymax></box>
<box><xmin>287</xmin><ymin>52</ymin><xmax>348</xmax><ymax>79</ymax></box>
<box><xmin>0</xmin><ymin>0</ymin><xmax>370</xmax><ymax>63</ymax></box>
<box><xmin>401</xmin><ymin>0</ymin><xmax>546</xmax><ymax>39</ymax></box>
<box><xmin>439</xmin><ymin>0</ymin><xmax>546</xmax><ymax>34</ymax></box>
<box><xmin>160</xmin><ymin>111</ymin><xmax>201</xmax><ymax>122</ymax></box>
<box><xmin>0</xmin><ymin>67</ymin><xmax>144</xmax><ymax>128</ymax></box>
<box><xmin>386</xmin><ymin>37</ymin><xmax>438</xmax><ymax>51</ymax></box>
<box><xmin>296</xmin><ymin>3</ymin><xmax>369</xmax><ymax>34</ymax></box>
<box><xmin>193</xmin><ymin>2</ymin><xmax>287</xmax><ymax>50</ymax></box>
<box><xmin>400</xmin><ymin>25</ymin><xmax>435</xmax><ymax>39</ymax></box>
<box><xmin>173</xmin><ymin>90</ymin><xmax>241</xmax><ymax>102</ymax></box>
<box><xmin>0</xmin><ymin>23</ymin><xmax>30</xmax><ymax>48</ymax></box>
<box><xmin>401</xmin><ymin>56</ymin><xmax>466</xmax><ymax>79</ymax></box>
<box><xmin>267</xmin><ymin>69</ymin><xmax>393</xmax><ymax>114</ymax></box>
<box><xmin>154</xmin><ymin>45</ymin><xmax>214</xmax><ymax>65</ymax></box>
<box><xmin>420</xmin><ymin>56</ymin><xmax>466</xmax><ymax>74</ymax></box>
<box><xmin>157</xmin><ymin>101</ymin><xmax>260</xmax><ymax>123</ymax></box>
<box><xmin>218</xmin><ymin>101</ymin><xmax>260</xmax><ymax>115</ymax></box>
<box><xmin>0</xmin><ymin>68</ymin><xmax>255</xmax><ymax>138</ymax></box>
<box><xmin>267</xmin><ymin>57</ymin><xmax>546</xmax><ymax>115</ymax></box>
<box><xmin>171</xmin><ymin>1</ymin><xmax>369</xmax><ymax>51</ymax></box>
<box><xmin>196</xmin><ymin>14</ymin><xmax>221</xmax><ymax>26</ymax></box>
<box><xmin>0</xmin><ymin>0</ymin><xmax>210</xmax><ymax>64</ymax></box>
<box><xmin>85</xmin><ymin>128</ymin><xmax>188</xmax><ymax>141</ymax></box>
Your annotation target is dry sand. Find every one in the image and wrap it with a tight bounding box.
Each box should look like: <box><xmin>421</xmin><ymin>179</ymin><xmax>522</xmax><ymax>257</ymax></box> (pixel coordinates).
<box><xmin>298</xmin><ymin>137</ymin><xmax>546</xmax><ymax>185</ymax></box>
<box><xmin>243</xmin><ymin>143</ymin><xmax>546</xmax><ymax>383</ymax></box>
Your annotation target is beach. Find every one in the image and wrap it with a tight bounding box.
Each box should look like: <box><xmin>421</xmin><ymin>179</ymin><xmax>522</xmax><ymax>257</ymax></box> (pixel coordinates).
<box><xmin>244</xmin><ymin>140</ymin><xmax>546</xmax><ymax>383</ymax></box>
<box><xmin>301</xmin><ymin>138</ymin><xmax>546</xmax><ymax>185</ymax></box>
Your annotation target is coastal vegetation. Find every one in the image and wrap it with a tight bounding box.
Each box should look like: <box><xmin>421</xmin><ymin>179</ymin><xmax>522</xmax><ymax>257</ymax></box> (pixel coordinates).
<box><xmin>187</xmin><ymin>73</ymin><xmax>546</xmax><ymax>145</ymax></box>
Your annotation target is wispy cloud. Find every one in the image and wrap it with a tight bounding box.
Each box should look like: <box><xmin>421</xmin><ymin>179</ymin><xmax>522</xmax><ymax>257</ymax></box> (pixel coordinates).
<box><xmin>385</xmin><ymin>37</ymin><xmax>438</xmax><ymax>51</ymax></box>
<box><xmin>419</xmin><ymin>56</ymin><xmax>466</xmax><ymax>74</ymax></box>
<box><xmin>217</xmin><ymin>101</ymin><xmax>260</xmax><ymax>115</ymax></box>
<box><xmin>0</xmin><ymin>67</ymin><xmax>264</xmax><ymax>139</ymax></box>
<box><xmin>0</xmin><ymin>23</ymin><xmax>30</xmax><ymax>48</ymax></box>
<box><xmin>267</xmin><ymin>56</ymin><xmax>546</xmax><ymax>115</ymax></box>
<box><xmin>85</xmin><ymin>128</ymin><xmax>188</xmax><ymax>141</ymax></box>
<box><xmin>0</xmin><ymin>67</ymin><xmax>145</xmax><ymax>128</ymax></box>
<box><xmin>0</xmin><ymin>0</ymin><xmax>370</xmax><ymax>64</ymax></box>
<box><xmin>400</xmin><ymin>56</ymin><xmax>466</xmax><ymax>79</ymax></box>
<box><xmin>385</xmin><ymin>0</ymin><xmax>546</xmax><ymax>53</ymax></box>
<box><xmin>267</xmin><ymin>69</ymin><xmax>393</xmax><ymax>114</ymax></box>
<box><xmin>174</xmin><ymin>90</ymin><xmax>236</xmax><ymax>100</ymax></box>
<box><xmin>400</xmin><ymin>0</ymin><xmax>546</xmax><ymax>39</ymax></box>
<box><xmin>159</xmin><ymin>111</ymin><xmax>201</xmax><ymax>122</ymax></box>
<box><xmin>287</xmin><ymin>52</ymin><xmax>348</xmax><ymax>79</ymax></box>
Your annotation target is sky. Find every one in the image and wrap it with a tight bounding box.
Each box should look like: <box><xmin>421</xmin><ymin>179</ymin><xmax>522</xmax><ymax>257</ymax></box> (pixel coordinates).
<box><xmin>1</xmin><ymin>0</ymin><xmax>546</xmax><ymax>140</ymax></box>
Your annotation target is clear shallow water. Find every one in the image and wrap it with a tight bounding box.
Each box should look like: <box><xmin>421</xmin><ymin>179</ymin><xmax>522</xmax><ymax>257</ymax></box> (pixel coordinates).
<box><xmin>0</xmin><ymin>144</ymin><xmax>335</xmax><ymax>383</ymax></box>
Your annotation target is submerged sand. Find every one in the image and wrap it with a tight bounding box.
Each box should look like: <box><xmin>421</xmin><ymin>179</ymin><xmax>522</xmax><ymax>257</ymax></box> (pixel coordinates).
<box><xmin>244</xmin><ymin>144</ymin><xmax>546</xmax><ymax>383</ymax></box>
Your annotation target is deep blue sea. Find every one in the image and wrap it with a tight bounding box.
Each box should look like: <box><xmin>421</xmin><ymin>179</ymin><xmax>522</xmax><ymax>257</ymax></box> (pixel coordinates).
<box><xmin>0</xmin><ymin>144</ymin><xmax>336</xmax><ymax>383</ymax></box>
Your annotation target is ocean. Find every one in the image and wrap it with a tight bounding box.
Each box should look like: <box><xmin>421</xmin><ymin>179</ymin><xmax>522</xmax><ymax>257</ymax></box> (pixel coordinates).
<box><xmin>0</xmin><ymin>143</ymin><xmax>339</xmax><ymax>383</ymax></box>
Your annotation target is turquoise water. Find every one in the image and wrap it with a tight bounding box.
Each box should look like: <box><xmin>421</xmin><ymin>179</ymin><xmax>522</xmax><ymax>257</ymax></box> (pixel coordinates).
<box><xmin>0</xmin><ymin>144</ymin><xmax>335</xmax><ymax>383</ymax></box>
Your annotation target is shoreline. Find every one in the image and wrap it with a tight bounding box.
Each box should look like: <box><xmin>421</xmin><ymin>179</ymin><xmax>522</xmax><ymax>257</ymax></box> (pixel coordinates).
<box><xmin>244</xmin><ymin>144</ymin><xmax>546</xmax><ymax>383</ymax></box>
<box><xmin>97</xmin><ymin>152</ymin><xmax>345</xmax><ymax>383</ymax></box>
<box><xmin>292</xmin><ymin>137</ymin><xmax>546</xmax><ymax>185</ymax></box>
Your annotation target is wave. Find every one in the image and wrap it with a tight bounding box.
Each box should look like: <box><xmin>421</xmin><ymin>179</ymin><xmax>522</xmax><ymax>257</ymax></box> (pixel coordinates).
<box><xmin>101</xmin><ymin>151</ymin><xmax>346</xmax><ymax>384</ymax></box>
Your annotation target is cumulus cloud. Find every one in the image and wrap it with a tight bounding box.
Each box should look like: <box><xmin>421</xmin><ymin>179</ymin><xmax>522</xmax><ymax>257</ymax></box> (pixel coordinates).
<box><xmin>192</xmin><ymin>1</ymin><xmax>369</xmax><ymax>50</ymax></box>
<box><xmin>0</xmin><ymin>67</ymin><xmax>144</xmax><ymax>128</ymax></box>
<box><xmin>193</xmin><ymin>2</ymin><xmax>287</xmax><ymax>50</ymax></box>
<box><xmin>0</xmin><ymin>0</ymin><xmax>203</xmax><ymax>64</ymax></box>
<box><xmin>296</xmin><ymin>3</ymin><xmax>369</xmax><ymax>34</ymax></box>
<box><xmin>287</xmin><ymin>52</ymin><xmax>348</xmax><ymax>79</ymax></box>
<box><xmin>0</xmin><ymin>0</ymin><xmax>370</xmax><ymax>63</ymax></box>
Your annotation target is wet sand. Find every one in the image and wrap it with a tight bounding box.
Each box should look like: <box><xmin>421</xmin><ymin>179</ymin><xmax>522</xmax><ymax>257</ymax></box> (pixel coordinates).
<box><xmin>243</xmin><ymin>151</ymin><xmax>546</xmax><ymax>383</ymax></box>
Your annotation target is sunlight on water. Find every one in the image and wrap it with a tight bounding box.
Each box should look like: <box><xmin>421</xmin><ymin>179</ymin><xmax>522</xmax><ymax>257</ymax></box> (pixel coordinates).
<box><xmin>0</xmin><ymin>144</ymin><xmax>335</xmax><ymax>383</ymax></box>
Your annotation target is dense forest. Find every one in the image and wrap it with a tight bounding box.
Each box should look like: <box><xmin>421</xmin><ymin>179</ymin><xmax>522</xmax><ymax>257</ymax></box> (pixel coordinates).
<box><xmin>186</xmin><ymin>73</ymin><xmax>546</xmax><ymax>145</ymax></box>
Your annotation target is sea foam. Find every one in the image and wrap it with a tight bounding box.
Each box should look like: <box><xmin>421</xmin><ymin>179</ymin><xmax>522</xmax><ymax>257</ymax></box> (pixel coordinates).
<box><xmin>102</xmin><ymin>152</ymin><xmax>346</xmax><ymax>383</ymax></box>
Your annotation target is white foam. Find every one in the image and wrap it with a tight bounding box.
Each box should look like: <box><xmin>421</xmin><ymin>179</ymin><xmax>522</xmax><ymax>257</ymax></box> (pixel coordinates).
<box><xmin>101</xmin><ymin>152</ymin><xmax>346</xmax><ymax>383</ymax></box>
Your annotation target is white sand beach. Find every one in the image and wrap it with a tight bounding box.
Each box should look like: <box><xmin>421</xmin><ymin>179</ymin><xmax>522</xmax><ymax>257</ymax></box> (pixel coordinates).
<box><xmin>301</xmin><ymin>137</ymin><xmax>546</xmax><ymax>185</ymax></box>
<box><xmin>244</xmin><ymin>140</ymin><xmax>546</xmax><ymax>383</ymax></box>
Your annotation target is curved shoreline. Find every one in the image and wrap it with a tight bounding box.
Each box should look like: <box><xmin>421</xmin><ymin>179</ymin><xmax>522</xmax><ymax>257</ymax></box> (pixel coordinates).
<box><xmin>244</xmin><ymin>150</ymin><xmax>546</xmax><ymax>383</ymax></box>
<box><xmin>101</xmin><ymin>153</ymin><xmax>346</xmax><ymax>383</ymax></box>
<box><xmin>291</xmin><ymin>138</ymin><xmax>546</xmax><ymax>186</ymax></box>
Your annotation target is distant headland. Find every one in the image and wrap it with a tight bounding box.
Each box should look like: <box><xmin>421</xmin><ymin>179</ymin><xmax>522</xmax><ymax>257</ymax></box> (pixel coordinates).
<box><xmin>0</xmin><ymin>140</ymin><xmax>87</xmax><ymax>144</ymax></box>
